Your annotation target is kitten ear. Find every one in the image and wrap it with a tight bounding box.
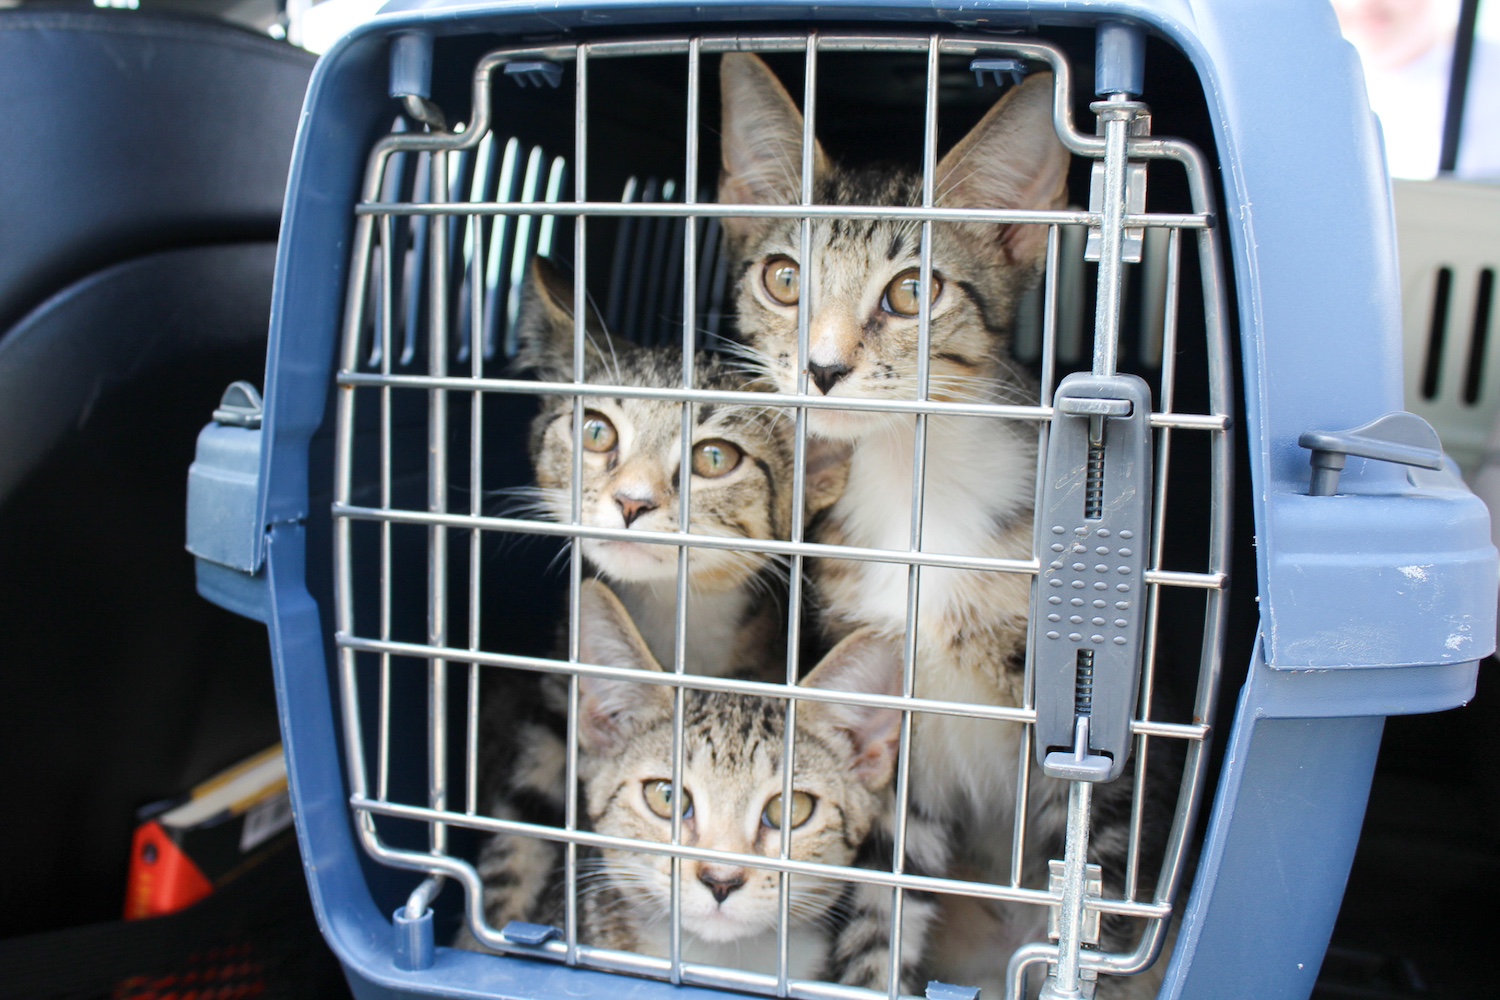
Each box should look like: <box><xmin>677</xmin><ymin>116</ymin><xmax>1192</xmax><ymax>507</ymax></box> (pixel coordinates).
<box><xmin>800</xmin><ymin>629</ymin><xmax>905</xmax><ymax>789</ymax></box>
<box><xmin>718</xmin><ymin>53</ymin><xmax>829</xmax><ymax>244</ymax></box>
<box><xmin>803</xmin><ymin>436</ymin><xmax>853</xmax><ymax>519</ymax></box>
<box><xmin>576</xmin><ymin>580</ymin><xmax>670</xmax><ymax>752</ymax></box>
<box><xmin>514</xmin><ymin>256</ymin><xmax>619</xmax><ymax>379</ymax></box>
<box><xmin>934</xmin><ymin>72</ymin><xmax>1070</xmax><ymax>267</ymax></box>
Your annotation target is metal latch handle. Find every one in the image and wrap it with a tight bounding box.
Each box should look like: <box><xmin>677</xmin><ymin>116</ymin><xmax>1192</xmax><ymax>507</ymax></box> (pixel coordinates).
<box><xmin>1298</xmin><ymin>412</ymin><xmax>1445</xmax><ymax>496</ymax></box>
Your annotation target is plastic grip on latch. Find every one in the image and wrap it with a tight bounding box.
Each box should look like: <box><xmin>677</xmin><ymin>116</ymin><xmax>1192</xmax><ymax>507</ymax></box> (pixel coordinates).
<box><xmin>1032</xmin><ymin>372</ymin><xmax>1154</xmax><ymax>783</ymax></box>
<box><xmin>1298</xmin><ymin>411</ymin><xmax>1445</xmax><ymax>496</ymax></box>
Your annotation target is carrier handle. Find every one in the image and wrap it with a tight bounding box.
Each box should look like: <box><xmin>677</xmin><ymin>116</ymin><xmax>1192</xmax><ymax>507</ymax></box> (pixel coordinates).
<box><xmin>1299</xmin><ymin>411</ymin><xmax>1446</xmax><ymax>496</ymax></box>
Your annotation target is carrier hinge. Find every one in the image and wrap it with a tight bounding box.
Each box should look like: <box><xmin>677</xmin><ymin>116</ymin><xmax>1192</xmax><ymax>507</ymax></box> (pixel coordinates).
<box><xmin>390</xmin><ymin>31</ymin><xmax>447</xmax><ymax>130</ymax></box>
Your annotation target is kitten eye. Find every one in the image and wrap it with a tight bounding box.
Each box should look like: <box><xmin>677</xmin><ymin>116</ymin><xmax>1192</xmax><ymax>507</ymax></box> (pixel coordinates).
<box><xmin>691</xmin><ymin>439</ymin><xmax>742</xmax><ymax>478</ymax></box>
<box><xmin>643</xmin><ymin>780</ymin><xmax>694</xmax><ymax>820</ymax></box>
<box><xmin>580</xmin><ymin>411</ymin><xmax>618</xmax><ymax>453</ymax></box>
<box><xmin>882</xmin><ymin>268</ymin><xmax>941</xmax><ymax>316</ymax></box>
<box><xmin>762</xmin><ymin>256</ymin><xmax>800</xmax><ymax>306</ymax></box>
<box><xmin>762</xmin><ymin>791</ymin><xmax>815</xmax><ymax>829</ymax></box>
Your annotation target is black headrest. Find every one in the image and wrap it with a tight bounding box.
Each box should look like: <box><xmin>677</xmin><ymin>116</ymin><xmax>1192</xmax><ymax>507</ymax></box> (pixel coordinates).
<box><xmin>0</xmin><ymin>10</ymin><xmax>316</xmax><ymax>336</ymax></box>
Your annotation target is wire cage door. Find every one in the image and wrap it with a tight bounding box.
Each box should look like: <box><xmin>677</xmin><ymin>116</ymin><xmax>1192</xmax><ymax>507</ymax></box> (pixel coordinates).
<box><xmin>331</xmin><ymin>28</ymin><xmax>1232</xmax><ymax>1000</ymax></box>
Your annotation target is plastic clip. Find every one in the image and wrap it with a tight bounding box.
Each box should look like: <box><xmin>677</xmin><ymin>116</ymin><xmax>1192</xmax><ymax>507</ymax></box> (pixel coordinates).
<box><xmin>211</xmin><ymin>380</ymin><xmax>262</xmax><ymax>429</ymax></box>
<box><xmin>1299</xmin><ymin>411</ymin><xmax>1445</xmax><ymax>496</ymax></box>
<box><xmin>505</xmin><ymin>61</ymin><xmax>564</xmax><ymax>89</ymax></box>
<box><xmin>502</xmin><ymin>921</ymin><xmax>561</xmax><ymax>946</ymax></box>
<box><xmin>970</xmin><ymin>57</ymin><xmax>1026</xmax><ymax>88</ymax></box>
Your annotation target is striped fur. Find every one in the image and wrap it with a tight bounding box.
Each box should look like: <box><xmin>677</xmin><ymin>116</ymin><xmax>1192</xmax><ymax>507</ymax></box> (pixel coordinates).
<box><xmin>720</xmin><ymin>53</ymin><xmax>1175</xmax><ymax>996</ymax></box>
<box><xmin>456</xmin><ymin>259</ymin><xmax>802</xmax><ymax>953</ymax></box>
<box><xmin>516</xmin><ymin>257</ymin><xmax>795</xmax><ymax>680</ymax></box>
<box><xmin>570</xmin><ymin>582</ymin><xmax>932</xmax><ymax>988</ymax></box>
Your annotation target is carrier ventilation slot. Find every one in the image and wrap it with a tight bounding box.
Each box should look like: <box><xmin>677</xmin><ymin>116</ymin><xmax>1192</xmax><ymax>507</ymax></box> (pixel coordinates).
<box><xmin>603</xmin><ymin>177</ymin><xmax>732</xmax><ymax>350</ymax></box>
<box><xmin>1420</xmin><ymin>266</ymin><xmax>1453</xmax><ymax>401</ymax></box>
<box><xmin>1462</xmin><ymin>267</ymin><xmax>1494</xmax><ymax>405</ymax></box>
<box><xmin>361</xmin><ymin>126</ymin><xmax>568</xmax><ymax>371</ymax></box>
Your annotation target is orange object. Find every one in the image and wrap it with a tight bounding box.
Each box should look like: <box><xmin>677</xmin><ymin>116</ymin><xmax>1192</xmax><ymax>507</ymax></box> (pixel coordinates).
<box><xmin>124</xmin><ymin>819</ymin><xmax>215</xmax><ymax>920</ymax></box>
<box><xmin>121</xmin><ymin>745</ymin><xmax>292</xmax><ymax>921</ymax></box>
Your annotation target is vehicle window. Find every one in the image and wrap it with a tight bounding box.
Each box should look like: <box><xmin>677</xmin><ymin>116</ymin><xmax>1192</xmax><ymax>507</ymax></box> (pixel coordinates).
<box><xmin>1333</xmin><ymin>0</ymin><xmax>1500</xmax><ymax>181</ymax></box>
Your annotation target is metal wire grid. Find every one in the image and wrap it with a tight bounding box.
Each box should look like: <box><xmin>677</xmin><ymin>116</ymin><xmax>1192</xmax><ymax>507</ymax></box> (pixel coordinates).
<box><xmin>330</xmin><ymin>30</ymin><xmax>1233</xmax><ymax>1000</ymax></box>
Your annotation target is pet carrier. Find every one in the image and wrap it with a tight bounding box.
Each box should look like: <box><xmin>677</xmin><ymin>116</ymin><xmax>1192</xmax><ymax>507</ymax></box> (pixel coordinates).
<box><xmin>185</xmin><ymin>3</ymin><xmax>1496</xmax><ymax>1000</ymax></box>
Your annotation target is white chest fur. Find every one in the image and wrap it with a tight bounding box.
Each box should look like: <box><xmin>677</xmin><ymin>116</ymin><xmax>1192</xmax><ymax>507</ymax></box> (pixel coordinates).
<box><xmin>831</xmin><ymin>414</ymin><xmax>1034</xmax><ymax>635</ymax></box>
<box><xmin>824</xmin><ymin>414</ymin><xmax>1037</xmax><ymax>833</ymax></box>
<box><xmin>637</xmin><ymin>923</ymin><xmax>830</xmax><ymax>981</ymax></box>
<box><xmin>615</xmin><ymin>582</ymin><xmax>753</xmax><ymax>677</ymax></box>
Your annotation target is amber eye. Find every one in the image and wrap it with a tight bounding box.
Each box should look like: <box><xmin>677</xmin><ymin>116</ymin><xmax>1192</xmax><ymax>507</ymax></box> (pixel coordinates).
<box><xmin>882</xmin><ymin>268</ymin><xmax>941</xmax><ymax>316</ymax></box>
<box><xmin>762</xmin><ymin>256</ymin><xmax>800</xmax><ymax>305</ymax></box>
<box><xmin>691</xmin><ymin>439</ymin><xmax>742</xmax><ymax>478</ymax></box>
<box><xmin>762</xmin><ymin>791</ymin><xmax>815</xmax><ymax>829</ymax></box>
<box><xmin>580</xmin><ymin>411</ymin><xmax>618</xmax><ymax>453</ymax></box>
<box><xmin>643</xmin><ymin>780</ymin><xmax>694</xmax><ymax>820</ymax></box>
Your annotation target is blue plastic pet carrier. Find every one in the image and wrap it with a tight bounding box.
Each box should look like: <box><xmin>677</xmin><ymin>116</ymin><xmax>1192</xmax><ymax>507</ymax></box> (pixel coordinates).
<box><xmin>186</xmin><ymin>2</ymin><xmax>1497</xmax><ymax>999</ymax></box>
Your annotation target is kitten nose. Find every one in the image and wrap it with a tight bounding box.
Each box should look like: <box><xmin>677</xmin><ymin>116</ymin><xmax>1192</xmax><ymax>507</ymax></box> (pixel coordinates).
<box><xmin>697</xmin><ymin>866</ymin><xmax>747</xmax><ymax>904</ymax></box>
<box><xmin>808</xmin><ymin>361</ymin><xmax>851</xmax><ymax>395</ymax></box>
<box><xmin>614</xmin><ymin>492</ymin><xmax>659</xmax><ymax>527</ymax></box>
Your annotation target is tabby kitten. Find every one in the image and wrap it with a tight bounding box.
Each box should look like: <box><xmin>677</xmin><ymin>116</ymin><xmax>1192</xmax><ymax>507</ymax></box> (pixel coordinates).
<box><xmin>567</xmin><ymin>580</ymin><xmax>922</xmax><ymax>984</ymax></box>
<box><xmin>456</xmin><ymin>259</ymin><xmax>802</xmax><ymax>952</ymax></box>
<box><xmin>516</xmin><ymin>256</ymin><xmax>795</xmax><ymax>679</ymax></box>
<box><xmin>719</xmin><ymin>54</ymin><xmax>1166</xmax><ymax>996</ymax></box>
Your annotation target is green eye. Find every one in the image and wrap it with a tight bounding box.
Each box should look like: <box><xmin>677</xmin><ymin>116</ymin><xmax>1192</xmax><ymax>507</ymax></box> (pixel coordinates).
<box><xmin>691</xmin><ymin>439</ymin><xmax>742</xmax><ymax>478</ymax></box>
<box><xmin>762</xmin><ymin>256</ymin><xmax>800</xmax><ymax>306</ymax></box>
<box><xmin>580</xmin><ymin>411</ymin><xmax>618</xmax><ymax>453</ymax></box>
<box><xmin>882</xmin><ymin>268</ymin><xmax>941</xmax><ymax>316</ymax></box>
<box><xmin>762</xmin><ymin>791</ymin><xmax>815</xmax><ymax>829</ymax></box>
<box><xmin>643</xmin><ymin>780</ymin><xmax>694</xmax><ymax>820</ymax></box>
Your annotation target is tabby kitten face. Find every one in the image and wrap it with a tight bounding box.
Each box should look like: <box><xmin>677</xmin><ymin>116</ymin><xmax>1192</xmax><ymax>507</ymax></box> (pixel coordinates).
<box><xmin>718</xmin><ymin>53</ymin><xmax>1068</xmax><ymax>441</ymax></box>
<box><xmin>518</xmin><ymin>260</ymin><xmax>793</xmax><ymax>590</ymax></box>
<box><xmin>573</xmin><ymin>581</ymin><xmax>903</xmax><ymax>946</ymax></box>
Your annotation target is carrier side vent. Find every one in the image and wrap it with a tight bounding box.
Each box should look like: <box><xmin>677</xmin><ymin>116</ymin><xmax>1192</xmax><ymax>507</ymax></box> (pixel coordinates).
<box><xmin>360</xmin><ymin>127</ymin><xmax>568</xmax><ymax>372</ymax></box>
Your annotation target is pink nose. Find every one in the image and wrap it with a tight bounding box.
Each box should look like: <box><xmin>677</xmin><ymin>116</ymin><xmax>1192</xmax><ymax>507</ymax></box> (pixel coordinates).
<box><xmin>614</xmin><ymin>493</ymin><xmax>658</xmax><ymax>527</ymax></box>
